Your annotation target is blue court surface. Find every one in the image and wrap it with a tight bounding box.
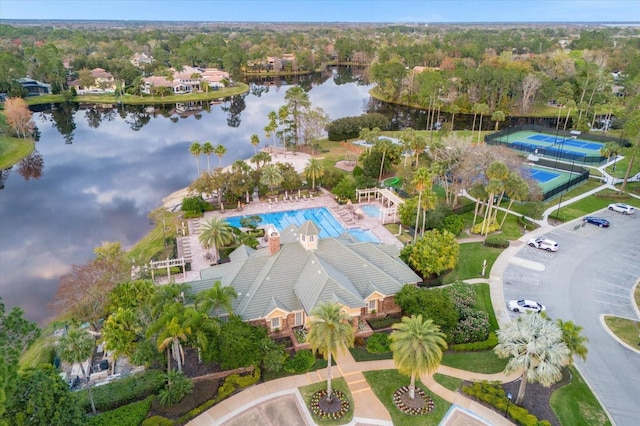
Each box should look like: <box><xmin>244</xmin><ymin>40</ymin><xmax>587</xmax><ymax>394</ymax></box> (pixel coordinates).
<box><xmin>527</xmin><ymin>134</ymin><xmax>602</xmax><ymax>151</ymax></box>
<box><xmin>529</xmin><ymin>168</ymin><xmax>560</xmax><ymax>183</ymax></box>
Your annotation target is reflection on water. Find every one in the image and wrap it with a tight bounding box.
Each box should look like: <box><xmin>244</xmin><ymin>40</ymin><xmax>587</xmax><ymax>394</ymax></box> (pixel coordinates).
<box><xmin>0</xmin><ymin>69</ymin><xmax>373</xmax><ymax>324</ymax></box>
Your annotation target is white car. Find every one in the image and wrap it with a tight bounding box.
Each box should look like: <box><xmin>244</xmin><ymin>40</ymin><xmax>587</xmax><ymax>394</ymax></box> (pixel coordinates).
<box><xmin>608</xmin><ymin>203</ymin><xmax>635</xmax><ymax>215</ymax></box>
<box><xmin>527</xmin><ymin>237</ymin><xmax>558</xmax><ymax>252</ymax></box>
<box><xmin>508</xmin><ymin>299</ymin><xmax>546</xmax><ymax>313</ymax></box>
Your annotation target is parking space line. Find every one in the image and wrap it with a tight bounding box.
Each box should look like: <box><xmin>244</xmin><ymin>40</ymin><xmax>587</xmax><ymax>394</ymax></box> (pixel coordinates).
<box><xmin>593</xmin><ymin>279</ymin><xmax>632</xmax><ymax>291</ymax></box>
<box><xmin>594</xmin><ymin>299</ymin><xmax>630</xmax><ymax>309</ymax></box>
<box><xmin>592</xmin><ymin>288</ymin><xmax>629</xmax><ymax>299</ymax></box>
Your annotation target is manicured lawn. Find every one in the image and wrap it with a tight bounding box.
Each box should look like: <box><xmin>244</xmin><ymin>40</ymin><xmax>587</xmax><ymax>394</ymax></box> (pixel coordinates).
<box><xmin>0</xmin><ymin>134</ymin><xmax>35</xmax><ymax>169</ymax></box>
<box><xmin>550</xmin><ymin>366</ymin><xmax>612</xmax><ymax>426</ymax></box>
<box><xmin>543</xmin><ymin>180</ymin><xmax>601</xmax><ymax>211</ymax></box>
<box><xmin>263</xmin><ymin>358</ymin><xmax>329</xmax><ymax>382</ymax></box>
<box><xmin>441</xmin><ymin>350</ymin><xmax>508</xmax><ymax>374</ymax></box>
<box><xmin>472</xmin><ymin>283</ymin><xmax>500</xmax><ymax>331</ymax></box>
<box><xmin>550</xmin><ymin>188</ymin><xmax>640</xmax><ymax>222</ymax></box>
<box><xmin>432</xmin><ymin>373</ymin><xmax>463</xmax><ymax>391</ymax></box>
<box><xmin>383</xmin><ymin>223</ymin><xmax>413</xmax><ymax>244</ymax></box>
<box><xmin>635</xmin><ymin>285</ymin><xmax>640</xmax><ymax>311</ymax></box>
<box><xmin>443</xmin><ymin>242</ymin><xmax>504</xmax><ymax>284</ymax></box>
<box><xmin>299</xmin><ymin>377</ymin><xmax>353</xmax><ymax>426</ymax></box>
<box><xmin>24</xmin><ymin>83</ymin><xmax>249</xmax><ymax>106</ymax></box>
<box><xmin>127</xmin><ymin>213</ymin><xmax>179</xmax><ymax>265</ymax></box>
<box><xmin>364</xmin><ymin>369</ymin><xmax>450</xmax><ymax>426</ymax></box>
<box><xmin>603</xmin><ymin>315</ymin><xmax>640</xmax><ymax>348</ymax></box>
<box><xmin>605</xmin><ymin>148</ymin><xmax>640</xmax><ymax>179</ymax></box>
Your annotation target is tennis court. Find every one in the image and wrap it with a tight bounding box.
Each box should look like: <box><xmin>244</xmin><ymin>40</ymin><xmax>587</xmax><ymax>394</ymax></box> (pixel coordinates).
<box><xmin>526</xmin><ymin>134</ymin><xmax>602</xmax><ymax>151</ymax></box>
<box><xmin>525</xmin><ymin>165</ymin><xmax>575</xmax><ymax>193</ymax></box>
<box><xmin>491</xmin><ymin>130</ymin><xmax>605</xmax><ymax>164</ymax></box>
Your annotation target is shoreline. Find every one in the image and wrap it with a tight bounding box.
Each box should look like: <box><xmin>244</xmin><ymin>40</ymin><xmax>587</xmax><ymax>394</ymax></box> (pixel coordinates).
<box><xmin>162</xmin><ymin>149</ymin><xmax>314</xmax><ymax>210</ymax></box>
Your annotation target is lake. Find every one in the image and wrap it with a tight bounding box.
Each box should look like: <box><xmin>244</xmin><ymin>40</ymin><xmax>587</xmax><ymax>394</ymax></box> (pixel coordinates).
<box><xmin>0</xmin><ymin>67</ymin><xmax>375</xmax><ymax>324</ymax></box>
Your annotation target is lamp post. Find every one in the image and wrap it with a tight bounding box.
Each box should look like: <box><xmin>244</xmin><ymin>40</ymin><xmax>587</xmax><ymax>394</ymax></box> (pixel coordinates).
<box><xmin>505</xmin><ymin>392</ymin><xmax>512</xmax><ymax>418</ymax></box>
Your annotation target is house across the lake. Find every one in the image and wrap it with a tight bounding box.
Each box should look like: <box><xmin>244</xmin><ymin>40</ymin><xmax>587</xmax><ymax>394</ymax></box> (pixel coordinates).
<box><xmin>141</xmin><ymin>66</ymin><xmax>230</xmax><ymax>95</ymax></box>
<box><xmin>185</xmin><ymin>220</ymin><xmax>420</xmax><ymax>336</ymax></box>
<box><xmin>18</xmin><ymin>78</ymin><xmax>52</xmax><ymax>96</ymax></box>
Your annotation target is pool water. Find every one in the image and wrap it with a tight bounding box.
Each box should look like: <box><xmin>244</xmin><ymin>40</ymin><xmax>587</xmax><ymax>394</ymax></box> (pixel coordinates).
<box><xmin>361</xmin><ymin>204</ymin><xmax>382</xmax><ymax>218</ymax></box>
<box><xmin>225</xmin><ymin>207</ymin><xmax>380</xmax><ymax>243</ymax></box>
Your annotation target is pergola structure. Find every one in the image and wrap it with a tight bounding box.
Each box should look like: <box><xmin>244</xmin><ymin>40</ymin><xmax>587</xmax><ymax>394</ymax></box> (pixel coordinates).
<box><xmin>149</xmin><ymin>257</ymin><xmax>187</xmax><ymax>282</ymax></box>
<box><xmin>356</xmin><ymin>188</ymin><xmax>404</xmax><ymax>224</ymax></box>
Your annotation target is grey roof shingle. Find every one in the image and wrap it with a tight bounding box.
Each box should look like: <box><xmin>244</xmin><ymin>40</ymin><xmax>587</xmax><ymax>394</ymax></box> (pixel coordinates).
<box><xmin>185</xmin><ymin>221</ymin><xmax>420</xmax><ymax>321</ymax></box>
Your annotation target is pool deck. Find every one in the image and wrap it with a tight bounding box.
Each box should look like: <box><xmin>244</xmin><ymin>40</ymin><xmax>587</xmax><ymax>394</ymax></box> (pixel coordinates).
<box><xmin>159</xmin><ymin>188</ymin><xmax>403</xmax><ymax>285</ymax></box>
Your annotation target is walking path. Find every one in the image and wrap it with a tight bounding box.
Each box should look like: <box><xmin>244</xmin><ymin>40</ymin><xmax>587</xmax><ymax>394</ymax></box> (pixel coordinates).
<box><xmin>186</xmin><ymin>154</ymin><xmax>638</xmax><ymax>425</ymax></box>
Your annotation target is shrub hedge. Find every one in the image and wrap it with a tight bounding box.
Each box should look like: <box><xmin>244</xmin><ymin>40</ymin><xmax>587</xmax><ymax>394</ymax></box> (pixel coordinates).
<box><xmin>484</xmin><ymin>235</ymin><xmax>510</xmax><ymax>248</ymax></box>
<box><xmin>141</xmin><ymin>416</ymin><xmax>175</xmax><ymax>426</ymax></box>
<box><xmin>177</xmin><ymin>368</ymin><xmax>260</xmax><ymax>424</ymax></box>
<box><xmin>462</xmin><ymin>381</ymin><xmax>551</xmax><ymax>426</ymax></box>
<box><xmin>77</xmin><ymin>369</ymin><xmax>166</xmax><ymax>413</ymax></box>
<box><xmin>284</xmin><ymin>349</ymin><xmax>316</xmax><ymax>373</ymax></box>
<box><xmin>86</xmin><ymin>396</ymin><xmax>153</xmax><ymax>426</ymax></box>
<box><xmin>366</xmin><ymin>333</ymin><xmax>391</xmax><ymax>354</ymax></box>
<box><xmin>450</xmin><ymin>332</ymin><xmax>498</xmax><ymax>351</ymax></box>
<box><xmin>367</xmin><ymin>316</ymin><xmax>401</xmax><ymax>330</ymax></box>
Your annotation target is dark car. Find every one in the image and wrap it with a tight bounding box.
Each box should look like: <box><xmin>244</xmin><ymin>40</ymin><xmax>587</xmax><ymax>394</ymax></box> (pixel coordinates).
<box><xmin>583</xmin><ymin>216</ymin><xmax>610</xmax><ymax>227</ymax></box>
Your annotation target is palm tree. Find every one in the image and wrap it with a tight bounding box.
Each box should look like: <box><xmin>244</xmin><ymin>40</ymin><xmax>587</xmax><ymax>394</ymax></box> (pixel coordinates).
<box><xmin>475</xmin><ymin>103</ymin><xmax>490</xmax><ymax>143</ymax></box>
<box><xmin>58</xmin><ymin>328</ymin><xmax>97</xmax><ymax>414</ymax></box>
<box><xmin>468</xmin><ymin>182</ymin><xmax>488</xmax><ymax>229</ymax></box>
<box><xmin>500</xmin><ymin>174</ymin><xmax>529</xmax><ymax>229</ymax></box>
<box><xmin>250</xmin><ymin>151</ymin><xmax>272</xmax><ymax>170</ymax></box>
<box><xmin>307</xmin><ymin>302</ymin><xmax>354</xmax><ymax>402</ymax></box>
<box><xmin>304</xmin><ymin>158</ymin><xmax>325</xmax><ymax>191</ymax></box>
<box><xmin>195</xmin><ymin>280</ymin><xmax>238</xmax><ymax>317</ymax></box>
<box><xmin>412</xmin><ymin>167</ymin><xmax>433</xmax><ymax>241</ymax></box>
<box><xmin>556</xmin><ymin>319</ymin><xmax>588</xmax><ymax>365</ymax></box>
<box><xmin>376</xmin><ymin>138</ymin><xmax>395</xmax><ymax>182</ymax></box>
<box><xmin>492</xmin><ymin>110</ymin><xmax>506</xmax><ymax>131</ymax></box>
<box><xmin>563</xmin><ymin>100</ymin><xmax>577</xmax><ymax>131</ymax></box>
<box><xmin>100</xmin><ymin>307</ymin><xmax>140</xmax><ymax>374</ymax></box>
<box><xmin>389</xmin><ymin>315</ymin><xmax>447</xmax><ymax>400</ymax></box>
<box><xmin>259</xmin><ymin>164</ymin><xmax>284</xmax><ymax>194</ymax></box>
<box><xmin>214</xmin><ymin>144</ymin><xmax>227</xmax><ymax>169</ymax></box>
<box><xmin>494</xmin><ymin>313</ymin><xmax>570</xmax><ymax>404</ymax></box>
<box><xmin>265</xmin><ymin>110</ymin><xmax>278</xmax><ymax>148</ymax></box>
<box><xmin>250</xmin><ymin>134</ymin><xmax>260</xmax><ymax>155</ymax></box>
<box><xmin>198</xmin><ymin>216</ymin><xmax>234</xmax><ymax>256</ymax></box>
<box><xmin>189</xmin><ymin>142</ymin><xmax>202</xmax><ymax>176</ymax></box>
<box><xmin>600</xmin><ymin>142</ymin><xmax>620</xmax><ymax>167</ymax></box>
<box><xmin>448</xmin><ymin>104</ymin><xmax>460</xmax><ymax>132</ymax></box>
<box><xmin>202</xmin><ymin>141</ymin><xmax>214</xmax><ymax>172</ymax></box>
<box><xmin>157</xmin><ymin>314</ymin><xmax>191</xmax><ymax>372</ymax></box>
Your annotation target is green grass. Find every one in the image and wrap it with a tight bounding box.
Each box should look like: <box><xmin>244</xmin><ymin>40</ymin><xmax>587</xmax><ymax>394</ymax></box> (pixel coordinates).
<box><xmin>127</xmin><ymin>214</ymin><xmax>179</xmax><ymax>265</ymax></box>
<box><xmin>383</xmin><ymin>223</ymin><xmax>412</xmax><ymax>244</ymax></box>
<box><xmin>262</xmin><ymin>358</ymin><xmax>329</xmax><ymax>382</ymax></box>
<box><xmin>298</xmin><ymin>377</ymin><xmax>354</xmax><ymax>426</ymax></box>
<box><xmin>603</xmin><ymin>315</ymin><xmax>640</xmax><ymax>348</ymax></box>
<box><xmin>472</xmin><ymin>283</ymin><xmax>499</xmax><ymax>331</ymax></box>
<box><xmin>441</xmin><ymin>350</ymin><xmax>508</xmax><ymax>374</ymax></box>
<box><xmin>442</xmin><ymin>242</ymin><xmax>504</xmax><ymax>284</ymax></box>
<box><xmin>550</xmin><ymin>366</ymin><xmax>612</xmax><ymax>426</ymax></box>
<box><xmin>364</xmin><ymin>369</ymin><xmax>450</xmax><ymax>426</ymax></box>
<box><xmin>635</xmin><ymin>285</ymin><xmax>640</xmax><ymax>311</ymax></box>
<box><xmin>605</xmin><ymin>149</ymin><xmax>640</xmax><ymax>179</ymax></box>
<box><xmin>432</xmin><ymin>373</ymin><xmax>463</xmax><ymax>391</ymax></box>
<box><xmin>23</xmin><ymin>83</ymin><xmax>249</xmax><ymax>106</ymax></box>
<box><xmin>550</xmin><ymin>188</ymin><xmax>640</xmax><ymax>222</ymax></box>
<box><xmin>0</xmin><ymin>134</ymin><xmax>34</xmax><ymax>169</ymax></box>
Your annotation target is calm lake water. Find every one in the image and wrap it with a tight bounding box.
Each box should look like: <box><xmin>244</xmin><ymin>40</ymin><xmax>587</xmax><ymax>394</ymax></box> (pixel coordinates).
<box><xmin>0</xmin><ymin>68</ymin><xmax>375</xmax><ymax>324</ymax></box>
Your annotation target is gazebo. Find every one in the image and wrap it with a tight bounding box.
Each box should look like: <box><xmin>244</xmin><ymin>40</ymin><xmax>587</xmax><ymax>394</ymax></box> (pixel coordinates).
<box><xmin>356</xmin><ymin>188</ymin><xmax>404</xmax><ymax>224</ymax></box>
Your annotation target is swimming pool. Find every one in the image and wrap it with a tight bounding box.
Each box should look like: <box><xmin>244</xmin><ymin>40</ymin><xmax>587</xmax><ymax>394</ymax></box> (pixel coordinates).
<box><xmin>360</xmin><ymin>204</ymin><xmax>381</xmax><ymax>218</ymax></box>
<box><xmin>225</xmin><ymin>207</ymin><xmax>380</xmax><ymax>243</ymax></box>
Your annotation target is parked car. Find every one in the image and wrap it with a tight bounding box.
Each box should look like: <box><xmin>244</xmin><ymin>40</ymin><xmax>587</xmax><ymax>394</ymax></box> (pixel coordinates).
<box><xmin>608</xmin><ymin>203</ymin><xmax>635</xmax><ymax>215</ymax></box>
<box><xmin>508</xmin><ymin>299</ymin><xmax>546</xmax><ymax>313</ymax></box>
<box><xmin>527</xmin><ymin>237</ymin><xmax>558</xmax><ymax>252</ymax></box>
<box><xmin>583</xmin><ymin>216</ymin><xmax>610</xmax><ymax>227</ymax></box>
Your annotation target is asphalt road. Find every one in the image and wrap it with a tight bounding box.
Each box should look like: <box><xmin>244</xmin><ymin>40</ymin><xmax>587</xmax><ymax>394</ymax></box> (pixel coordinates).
<box><xmin>502</xmin><ymin>208</ymin><xmax>640</xmax><ymax>426</ymax></box>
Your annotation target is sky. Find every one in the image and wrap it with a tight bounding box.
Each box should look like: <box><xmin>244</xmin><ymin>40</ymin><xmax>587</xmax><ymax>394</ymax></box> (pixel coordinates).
<box><xmin>0</xmin><ymin>0</ymin><xmax>638</xmax><ymax>23</ymax></box>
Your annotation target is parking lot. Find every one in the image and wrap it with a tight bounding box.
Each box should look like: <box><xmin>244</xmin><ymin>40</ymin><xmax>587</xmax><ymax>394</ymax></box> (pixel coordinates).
<box><xmin>502</xmin><ymin>208</ymin><xmax>640</xmax><ymax>426</ymax></box>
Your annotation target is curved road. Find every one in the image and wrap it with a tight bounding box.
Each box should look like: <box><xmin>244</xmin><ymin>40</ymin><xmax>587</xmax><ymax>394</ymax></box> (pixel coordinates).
<box><xmin>502</xmin><ymin>209</ymin><xmax>640</xmax><ymax>426</ymax></box>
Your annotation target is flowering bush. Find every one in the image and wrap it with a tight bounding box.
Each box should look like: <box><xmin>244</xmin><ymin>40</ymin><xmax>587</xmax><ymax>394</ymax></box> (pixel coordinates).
<box><xmin>293</xmin><ymin>328</ymin><xmax>307</xmax><ymax>343</ymax></box>
<box><xmin>310</xmin><ymin>389</ymin><xmax>350</xmax><ymax>420</ymax></box>
<box><xmin>451</xmin><ymin>310</ymin><xmax>490</xmax><ymax>344</ymax></box>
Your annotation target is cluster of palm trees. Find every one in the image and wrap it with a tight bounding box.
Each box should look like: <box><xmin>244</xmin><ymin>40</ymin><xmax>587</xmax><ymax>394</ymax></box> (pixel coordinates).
<box><xmin>189</xmin><ymin>141</ymin><xmax>228</xmax><ymax>176</ymax></box>
<box><xmin>308</xmin><ymin>302</ymin><xmax>448</xmax><ymax>404</ymax></box>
